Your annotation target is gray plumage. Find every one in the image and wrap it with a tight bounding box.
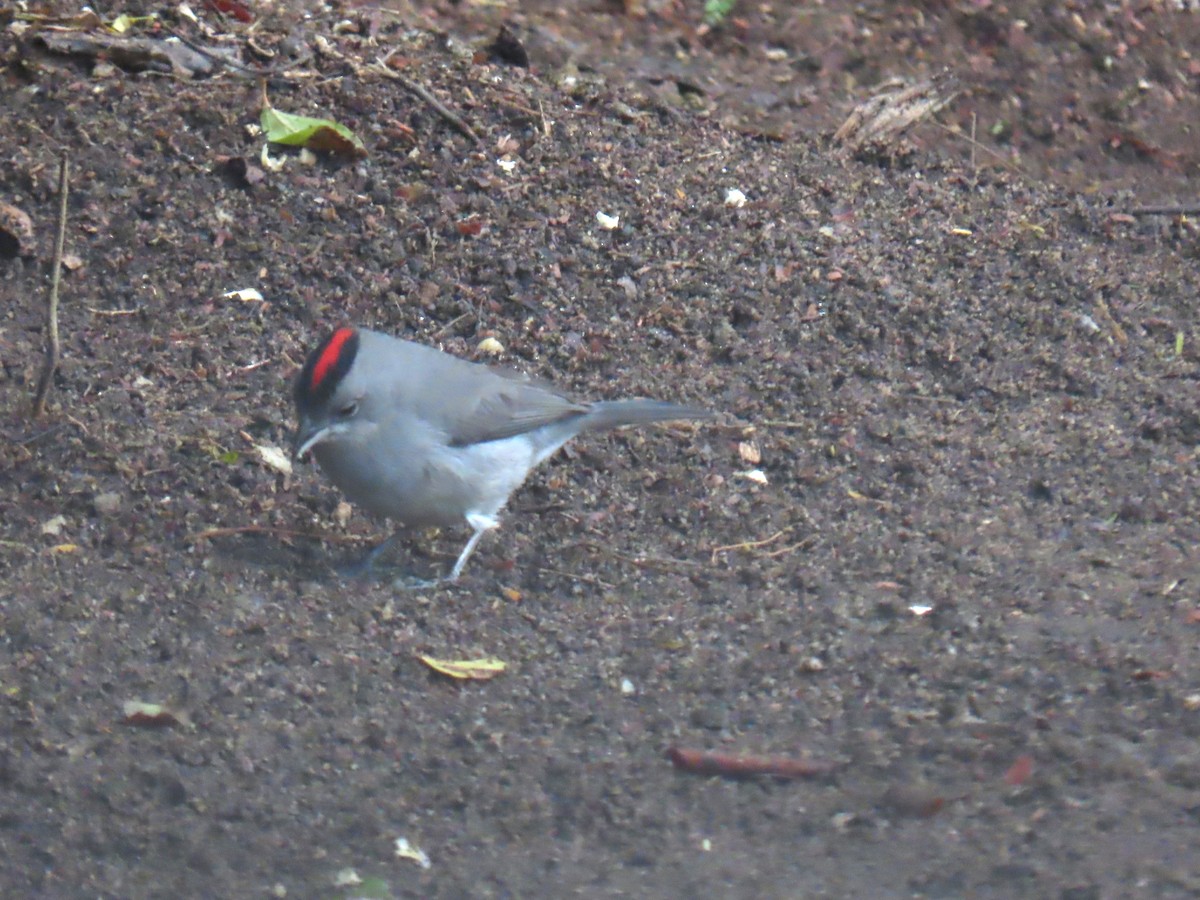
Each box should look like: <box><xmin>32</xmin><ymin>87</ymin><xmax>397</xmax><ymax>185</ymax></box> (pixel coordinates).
<box><xmin>293</xmin><ymin>327</ymin><xmax>710</xmax><ymax>582</ymax></box>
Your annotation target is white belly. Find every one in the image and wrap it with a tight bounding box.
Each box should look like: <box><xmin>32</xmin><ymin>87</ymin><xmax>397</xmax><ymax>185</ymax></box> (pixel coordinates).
<box><xmin>316</xmin><ymin>430</ymin><xmax>549</xmax><ymax>529</ymax></box>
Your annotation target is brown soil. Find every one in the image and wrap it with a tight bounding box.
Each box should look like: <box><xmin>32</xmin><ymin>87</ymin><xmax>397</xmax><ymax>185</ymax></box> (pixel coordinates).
<box><xmin>3</xmin><ymin>1</ymin><xmax>1200</xmax><ymax>897</ymax></box>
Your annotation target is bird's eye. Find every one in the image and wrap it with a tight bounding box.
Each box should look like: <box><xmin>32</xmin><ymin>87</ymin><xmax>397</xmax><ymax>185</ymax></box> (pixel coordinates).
<box><xmin>337</xmin><ymin>401</ymin><xmax>359</xmax><ymax>418</ymax></box>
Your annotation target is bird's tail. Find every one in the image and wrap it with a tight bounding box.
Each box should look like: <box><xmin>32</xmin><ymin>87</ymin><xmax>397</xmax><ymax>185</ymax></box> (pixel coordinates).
<box><xmin>580</xmin><ymin>399</ymin><xmax>714</xmax><ymax>433</ymax></box>
<box><xmin>524</xmin><ymin>399</ymin><xmax>711</xmax><ymax>467</ymax></box>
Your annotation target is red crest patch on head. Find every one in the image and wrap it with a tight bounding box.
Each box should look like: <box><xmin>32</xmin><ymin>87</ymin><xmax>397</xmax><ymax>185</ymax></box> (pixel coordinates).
<box><xmin>311</xmin><ymin>327</ymin><xmax>356</xmax><ymax>391</ymax></box>
<box><xmin>295</xmin><ymin>326</ymin><xmax>361</xmax><ymax>414</ymax></box>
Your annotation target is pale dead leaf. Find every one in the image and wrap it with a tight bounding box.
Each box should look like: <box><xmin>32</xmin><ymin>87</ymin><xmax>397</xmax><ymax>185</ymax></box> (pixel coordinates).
<box><xmin>394</xmin><ymin>837</ymin><xmax>432</xmax><ymax>869</ymax></box>
<box><xmin>737</xmin><ymin>440</ymin><xmax>761</xmax><ymax>464</ymax></box>
<box><xmin>734</xmin><ymin>469</ymin><xmax>768</xmax><ymax>485</ymax></box>
<box><xmin>256</xmin><ymin>443</ymin><xmax>292</xmax><ymax>476</ymax></box>
<box><xmin>41</xmin><ymin>514</ymin><xmax>68</xmax><ymax>536</ymax></box>
<box><xmin>223</xmin><ymin>288</ymin><xmax>264</xmax><ymax>302</ymax></box>
<box><xmin>417</xmin><ymin>655</ymin><xmax>507</xmax><ymax>681</ymax></box>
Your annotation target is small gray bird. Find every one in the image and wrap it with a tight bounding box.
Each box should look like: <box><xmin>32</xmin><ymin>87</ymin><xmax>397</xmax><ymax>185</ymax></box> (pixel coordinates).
<box><xmin>292</xmin><ymin>326</ymin><xmax>710</xmax><ymax>583</ymax></box>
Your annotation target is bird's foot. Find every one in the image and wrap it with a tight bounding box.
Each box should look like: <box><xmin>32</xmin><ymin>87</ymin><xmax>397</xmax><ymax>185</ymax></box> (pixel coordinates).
<box><xmin>337</xmin><ymin>534</ymin><xmax>441</xmax><ymax>584</ymax></box>
<box><xmin>390</xmin><ymin>574</ymin><xmax>449</xmax><ymax>591</ymax></box>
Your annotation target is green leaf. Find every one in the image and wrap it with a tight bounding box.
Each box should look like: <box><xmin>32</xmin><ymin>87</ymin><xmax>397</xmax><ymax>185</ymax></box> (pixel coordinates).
<box><xmin>260</xmin><ymin>107</ymin><xmax>366</xmax><ymax>159</ymax></box>
<box><xmin>347</xmin><ymin>876</ymin><xmax>393</xmax><ymax>899</ymax></box>
<box><xmin>703</xmin><ymin>0</ymin><xmax>737</xmax><ymax>27</ymax></box>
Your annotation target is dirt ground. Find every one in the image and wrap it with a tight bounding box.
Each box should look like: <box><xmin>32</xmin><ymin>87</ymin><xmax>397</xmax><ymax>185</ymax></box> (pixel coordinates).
<box><xmin>3</xmin><ymin>1</ymin><xmax>1200</xmax><ymax>897</ymax></box>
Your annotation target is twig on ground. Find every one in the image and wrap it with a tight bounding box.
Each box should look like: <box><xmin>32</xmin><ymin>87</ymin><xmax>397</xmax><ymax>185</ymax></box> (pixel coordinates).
<box><xmin>969</xmin><ymin>111</ymin><xmax>977</xmax><ymax>173</ymax></box>
<box><xmin>493</xmin><ymin>90</ymin><xmax>546</xmax><ymax>134</ymax></box>
<box><xmin>13</xmin><ymin>423</ymin><xmax>65</xmax><ymax>446</ymax></box>
<box><xmin>572</xmin><ymin>540</ymin><xmax>706</xmax><ymax>576</ymax></box>
<box><xmin>431</xmin><ymin>311</ymin><xmax>476</xmax><ymax>339</ymax></box>
<box><xmin>372</xmin><ymin>52</ymin><xmax>481</xmax><ymax>144</ymax></box>
<box><xmin>32</xmin><ymin>153</ymin><xmax>69</xmax><ymax>418</ymax></box>
<box><xmin>187</xmin><ymin>524</ymin><xmax>372</xmax><ymax>545</ymax></box>
<box><xmin>758</xmin><ymin>419</ymin><xmax>809</xmax><ymax>428</ymax></box>
<box><xmin>897</xmin><ymin>393</ymin><xmax>958</xmax><ymax>403</ymax></box>
<box><xmin>709</xmin><ymin>526</ymin><xmax>812</xmax><ymax>565</ymax></box>
<box><xmin>165</xmin><ymin>27</ymin><xmax>313</xmax><ymax>78</ymax></box>
<box><xmin>931</xmin><ymin>119</ymin><xmax>1033</xmax><ymax>185</ymax></box>
<box><xmin>667</xmin><ymin>747</ymin><xmax>838</xmax><ymax>780</ymax></box>
<box><xmin>535</xmin><ymin>567</ymin><xmax>616</xmax><ymax>590</ymax></box>
<box><xmin>1123</xmin><ymin>204</ymin><xmax>1200</xmax><ymax>217</ymax></box>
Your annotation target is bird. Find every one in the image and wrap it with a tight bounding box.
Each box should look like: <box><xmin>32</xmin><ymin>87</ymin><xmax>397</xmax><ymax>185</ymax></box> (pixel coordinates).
<box><xmin>292</xmin><ymin>326</ymin><xmax>711</xmax><ymax>584</ymax></box>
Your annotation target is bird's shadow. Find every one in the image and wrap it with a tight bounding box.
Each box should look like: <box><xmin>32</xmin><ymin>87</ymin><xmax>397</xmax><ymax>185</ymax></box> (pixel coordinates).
<box><xmin>200</xmin><ymin>528</ymin><xmax>448</xmax><ymax>585</ymax></box>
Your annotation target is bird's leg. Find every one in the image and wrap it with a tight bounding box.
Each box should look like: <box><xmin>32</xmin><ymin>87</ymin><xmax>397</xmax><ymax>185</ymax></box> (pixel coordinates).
<box><xmin>387</xmin><ymin>514</ymin><xmax>499</xmax><ymax>590</ymax></box>
<box><xmin>339</xmin><ymin>531</ymin><xmax>403</xmax><ymax>579</ymax></box>
<box><xmin>448</xmin><ymin>512</ymin><xmax>500</xmax><ymax>582</ymax></box>
<box><xmin>343</xmin><ymin>529</ymin><xmax>436</xmax><ymax>586</ymax></box>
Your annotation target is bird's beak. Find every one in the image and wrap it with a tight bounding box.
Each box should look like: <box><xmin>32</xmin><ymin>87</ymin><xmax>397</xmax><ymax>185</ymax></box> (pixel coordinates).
<box><xmin>292</xmin><ymin>420</ymin><xmax>330</xmax><ymax>463</ymax></box>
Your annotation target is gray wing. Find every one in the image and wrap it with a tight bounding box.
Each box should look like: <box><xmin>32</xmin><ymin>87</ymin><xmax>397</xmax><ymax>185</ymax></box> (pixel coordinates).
<box><xmin>442</xmin><ymin>375</ymin><xmax>590</xmax><ymax>446</ymax></box>
<box><xmin>388</xmin><ymin>340</ymin><xmax>590</xmax><ymax>446</ymax></box>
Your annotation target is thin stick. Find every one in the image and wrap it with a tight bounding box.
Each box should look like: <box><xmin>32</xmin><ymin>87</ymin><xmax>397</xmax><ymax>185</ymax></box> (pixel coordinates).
<box><xmin>186</xmin><ymin>524</ymin><xmax>372</xmax><ymax>545</ymax></box>
<box><xmin>32</xmin><ymin>153</ymin><xmax>69</xmax><ymax>418</ymax></box>
<box><xmin>494</xmin><ymin>96</ymin><xmax>541</xmax><ymax>119</ymax></box>
<box><xmin>930</xmin><ymin>119</ymin><xmax>1033</xmax><ymax>185</ymax></box>
<box><xmin>573</xmin><ymin>540</ymin><xmax>705</xmax><ymax>575</ymax></box>
<box><xmin>372</xmin><ymin>54</ymin><xmax>480</xmax><ymax>144</ymax></box>
<box><xmin>166</xmin><ymin>27</ymin><xmax>313</xmax><ymax>79</ymax></box>
<box><xmin>431</xmin><ymin>311</ymin><xmax>475</xmax><ymax>339</ymax></box>
<box><xmin>1124</xmin><ymin>204</ymin><xmax>1200</xmax><ymax>216</ymax></box>
<box><xmin>395</xmin><ymin>71</ymin><xmax>480</xmax><ymax>143</ymax></box>
<box><xmin>710</xmin><ymin>527</ymin><xmax>796</xmax><ymax>564</ymax></box>
<box><xmin>969</xmin><ymin>111</ymin><xmax>977</xmax><ymax>173</ymax></box>
<box><xmin>667</xmin><ymin>746</ymin><xmax>838</xmax><ymax>779</ymax></box>
<box><xmin>535</xmin><ymin>567</ymin><xmax>616</xmax><ymax>590</ymax></box>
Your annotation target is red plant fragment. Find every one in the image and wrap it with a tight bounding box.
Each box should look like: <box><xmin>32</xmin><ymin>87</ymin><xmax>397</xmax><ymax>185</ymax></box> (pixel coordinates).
<box><xmin>667</xmin><ymin>747</ymin><xmax>836</xmax><ymax>779</ymax></box>
<box><xmin>203</xmin><ymin>0</ymin><xmax>254</xmax><ymax>23</ymax></box>
<box><xmin>121</xmin><ymin>701</ymin><xmax>182</xmax><ymax>728</ymax></box>
<box><xmin>1004</xmin><ymin>753</ymin><xmax>1034</xmax><ymax>786</ymax></box>
<box><xmin>881</xmin><ymin>783</ymin><xmax>946</xmax><ymax>818</ymax></box>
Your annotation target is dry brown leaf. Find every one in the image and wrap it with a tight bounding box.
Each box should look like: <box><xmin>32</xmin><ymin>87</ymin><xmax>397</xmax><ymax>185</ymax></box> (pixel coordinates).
<box><xmin>834</xmin><ymin>71</ymin><xmax>958</xmax><ymax>151</ymax></box>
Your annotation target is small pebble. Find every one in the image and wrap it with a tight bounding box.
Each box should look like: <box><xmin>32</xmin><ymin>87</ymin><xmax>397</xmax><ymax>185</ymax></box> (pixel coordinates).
<box><xmin>94</xmin><ymin>493</ymin><xmax>122</xmax><ymax>516</ymax></box>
